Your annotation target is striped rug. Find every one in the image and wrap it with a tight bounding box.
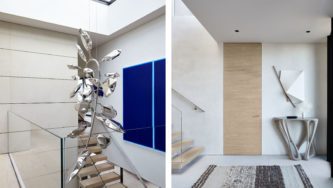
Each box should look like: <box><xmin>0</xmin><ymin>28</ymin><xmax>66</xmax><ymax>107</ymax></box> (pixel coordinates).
<box><xmin>192</xmin><ymin>165</ymin><xmax>313</xmax><ymax>188</ymax></box>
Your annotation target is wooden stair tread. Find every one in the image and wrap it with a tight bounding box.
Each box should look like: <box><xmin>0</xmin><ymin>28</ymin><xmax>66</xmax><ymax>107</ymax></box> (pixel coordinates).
<box><xmin>172</xmin><ymin>140</ymin><xmax>193</xmax><ymax>156</ymax></box>
<box><xmin>172</xmin><ymin>132</ymin><xmax>182</xmax><ymax>143</ymax></box>
<box><xmin>86</xmin><ymin>154</ymin><xmax>107</xmax><ymax>164</ymax></box>
<box><xmin>78</xmin><ymin>162</ymin><xmax>114</xmax><ymax>178</ymax></box>
<box><xmin>172</xmin><ymin>147</ymin><xmax>204</xmax><ymax>170</ymax></box>
<box><xmin>79</xmin><ymin>134</ymin><xmax>90</xmax><ymax>138</ymax></box>
<box><xmin>106</xmin><ymin>183</ymin><xmax>127</xmax><ymax>188</ymax></box>
<box><xmin>79</xmin><ymin>137</ymin><xmax>98</xmax><ymax>146</ymax></box>
<box><xmin>87</xmin><ymin>146</ymin><xmax>102</xmax><ymax>154</ymax></box>
<box><xmin>80</xmin><ymin>172</ymin><xmax>120</xmax><ymax>188</ymax></box>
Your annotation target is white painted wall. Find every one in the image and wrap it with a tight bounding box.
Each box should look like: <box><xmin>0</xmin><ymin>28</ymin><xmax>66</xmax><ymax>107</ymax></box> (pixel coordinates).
<box><xmin>262</xmin><ymin>43</ymin><xmax>327</xmax><ymax>155</ymax></box>
<box><xmin>0</xmin><ymin>20</ymin><xmax>77</xmax><ymax>153</ymax></box>
<box><xmin>173</xmin><ymin>0</ymin><xmax>327</xmax><ymax>156</ymax></box>
<box><xmin>96</xmin><ymin>16</ymin><xmax>165</xmax><ymax>187</ymax></box>
<box><xmin>107</xmin><ymin>0</ymin><xmax>165</xmax><ymax>35</ymax></box>
<box><xmin>172</xmin><ymin>0</ymin><xmax>223</xmax><ymax>155</ymax></box>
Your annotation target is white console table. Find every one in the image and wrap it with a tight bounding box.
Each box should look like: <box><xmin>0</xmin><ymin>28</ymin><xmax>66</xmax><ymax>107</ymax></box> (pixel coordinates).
<box><xmin>274</xmin><ymin>117</ymin><xmax>318</xmax><ymax>160</ymax></box>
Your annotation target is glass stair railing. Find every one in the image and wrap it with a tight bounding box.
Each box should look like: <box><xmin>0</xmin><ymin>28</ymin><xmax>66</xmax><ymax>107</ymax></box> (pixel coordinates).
<box><xmin>5</xmin><ymin>111</ymin><xmax>148</xmax><ymax>188</ymax></box>
<box><xmin>172</xmin><ymin>106</ymin><xmax>204</xmax><ymax>172</ymax></box>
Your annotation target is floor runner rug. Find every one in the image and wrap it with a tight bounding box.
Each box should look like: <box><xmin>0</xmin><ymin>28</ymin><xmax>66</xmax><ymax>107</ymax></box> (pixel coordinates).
<box><xmin>192</xmin><ymin>165</ymin><xmax>313</xmax><ymax>188</ymax></box>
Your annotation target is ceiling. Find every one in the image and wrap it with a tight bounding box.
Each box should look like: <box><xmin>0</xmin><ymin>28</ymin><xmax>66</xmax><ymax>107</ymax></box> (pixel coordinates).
<box><xmin>182</xmin><ymin>0</ymin><xmax>333</xmax><ymax>43</ymax></box>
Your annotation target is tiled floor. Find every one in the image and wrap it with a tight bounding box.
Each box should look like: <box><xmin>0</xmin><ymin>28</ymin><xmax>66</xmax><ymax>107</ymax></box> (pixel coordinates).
<box><xmin>0</xmin><ymin>154</ymin><xmax>20</xmax><ymax>188</ymax></box>
<box><xmin>172</xmin><ymin>155</ymin><xmax>333</xmax><ymax>188</ymax></box>
<box><xmin>10</xmin><ymin>130</ymin><xmax>61</xmax><ymax>188</ymax></box>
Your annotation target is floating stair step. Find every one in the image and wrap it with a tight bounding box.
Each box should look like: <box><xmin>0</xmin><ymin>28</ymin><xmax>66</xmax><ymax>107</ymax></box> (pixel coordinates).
<box><xmin>106</xmin><ymin>183</ymin><xmax>127</xmax><ymax>188</ymax></box>
<box><xmin>172</xmin><ymin>132</ymin><xmax>182</xmax><ymax>143</ymax></box>
<box><xmin>78</xmin><ymin>162</ymin><xmax>114</xmax><ymax>178</ymax></box>
<box><xmin>79</xmin><ymin>134</ymin><xmax>90</xmax><ymax>139</ymax></box>
<box><xmin>87</xmin><ymin>146</ymin><xmax>102</xmax><ymax>154</ymax></box>
<box><xmin>79</xmin><ymin>137</ymin><xmax>98</xmax><ymax>146</ymax></box>
<box><xmin>172</xmin><ymin>140</ymin><xmax>193</xmax><ymax>156</ymax></box>
<box><xmin>79</xmin><ymin>137</ymin><xmax>98</xmax><ymax>147</ymax></box>
<box><xmin>172</xmin><ymin>147</ymin><xmax>204</xmax><ymax>170</ymax></box>
<box><xmin>86</xmin><ymin>154</ymin><xmax>108</xmax><ymax>164</ymax></box>
<box><xmin>80</xmin><ymin>172</ymin><xmax>120</xmax><ymax>188</ymax></box>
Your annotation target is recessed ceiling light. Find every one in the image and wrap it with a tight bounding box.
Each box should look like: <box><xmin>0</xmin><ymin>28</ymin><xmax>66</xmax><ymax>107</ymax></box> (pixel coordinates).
<box><xmin>306</xmin><ymin>30</ymin><xmax>311</xmax><ymax>33</ymax></box>
<box><xmin>234</xmin><ymin>30</ymin><xmax>239</xmax><ymax>33</ymax></box>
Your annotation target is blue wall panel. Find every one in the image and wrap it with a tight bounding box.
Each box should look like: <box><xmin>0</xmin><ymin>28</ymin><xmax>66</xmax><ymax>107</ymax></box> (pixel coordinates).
<box><xmin>123</xmin><ymin>62</ymin><xmax>153</xmax><ymax>148</ymax></box>
<box><xmin>123</xmin><ymin>59</ymin><xmax>165</xmax><ymax>151</ymax></box>
<box><xmin>154</xmin><ymin>59</ymin><xmax>166</xmax><ymax>151</ymax></box>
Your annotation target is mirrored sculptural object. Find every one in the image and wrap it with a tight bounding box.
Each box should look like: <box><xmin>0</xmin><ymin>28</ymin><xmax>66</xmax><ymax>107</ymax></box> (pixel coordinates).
<box><xmin>105</xmin><ymin>72</ymin><xmax>120</xmax><ymax>78</ymax></box>
<box><xmin>97</xmin><ymin>134</ymin><xmax>111</xmax><ymax>149</ymax></box>
<box><xmin>101</xmin><ymin>105</ymin><xmax>117</xmax><ymax>119</ymax></box>
<box><xmin>67</xmin><ymin>150</ymin><xmax>94</xmax><ymax>182</ymax></box>
<box><xmin>70</xmin><ymin>82</ymin><xmax>83</xmax><ymax>98</ymax></box>
<box><xmin>80</xmin><ymin>85</ymin><xmax>93</xmax><ymax>97</ymax></box>
<box><xmin>76</xmin><ymin>44</ymin><xmax>88</xmax><ymax>63</ymax></box>
<box><xmin>75</xmin><ymin>101</ymin><xmax>91</xmax><ymax>113</ymax></box>
<box><xmin>80</xmin><ymin>94</ymin><xmax>92</xmax><ymax>103</ymax></box>
<box><xmin>107</xmin><ymin>119</ymin><xmax>125</xmax><ymax>133</ymax></box>
<box><xmin>83</xmin><ymin>68</ymin><xmax>95</xmax><ymax>78</ymax></box>
<box><xmin>66</xmin><ymin>29</ymin><xmax>136</xmax><ymax>186</ymax></box>
<box><xmin>96</xmin><ymin>115</ymin><xmax>125</xmax><ymax>133</ymax></box>
<box><xmin>102</xmin><ymin>77</ymin><xmax>117</xmax><ymax>97</ymax></box>
<box><xmin>101</xmin><ymin>49</ymin><xmax>121</xmax><ymax>63</ymax></box>
<box><xmin>86</xmin><ymin>59</ymin><xmax>100</xmax><ymax>78</ymax></box>
<box><xmin>79</xmin><ymin>29</ymin><xmax>93</xmax><ymax>51</ymax></box>
<box><xmin>87</xmin><ymin>78</ymin><xmax>99</xmax><ymax>87</ymax></box>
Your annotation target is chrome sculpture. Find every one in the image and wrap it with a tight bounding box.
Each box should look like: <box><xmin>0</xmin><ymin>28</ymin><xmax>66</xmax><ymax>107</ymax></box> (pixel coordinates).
<box><xmin>66</xmin><ymin>29</ymin><xmax>123</xmax><ymax>183</ymax></box>
<box><xmin>67</xmin><ymin>150</ymin><xmax>94</xmax><ymax>182</ymax></box>
<box><xmin>96</xmin><ymin>134</ymin><xmax>111</xmax><ymax>149</ymax></box>
<box><xmin>66</xmin><ymin>29</ymin><xmax>147</xmax><ymax>188</ymax></box>
<box><xmin>101</xmin><ymin>49</ymin><xmax>121</xmax><ymax>63</ymax></box>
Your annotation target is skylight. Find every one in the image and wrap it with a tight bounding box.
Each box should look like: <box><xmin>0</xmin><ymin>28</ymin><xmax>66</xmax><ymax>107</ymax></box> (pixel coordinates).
<box><xmin>94</xmin><ymin>0</ymin><xmax>116</xmax><ymax>6</ymax></box>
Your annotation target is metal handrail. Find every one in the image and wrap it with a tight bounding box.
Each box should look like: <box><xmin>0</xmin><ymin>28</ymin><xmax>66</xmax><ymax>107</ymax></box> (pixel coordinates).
<box><xmin>172</xmin><ymin>88</ymin><xmax>205</xmax><ymax>112</ymax></box>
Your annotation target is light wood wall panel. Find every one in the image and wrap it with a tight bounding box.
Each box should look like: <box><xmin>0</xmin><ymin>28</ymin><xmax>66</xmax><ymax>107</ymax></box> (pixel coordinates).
<box><xmin>224</xmin><ymin>43</ymin><xmax>262</xmax><ymax>155</ymax></box>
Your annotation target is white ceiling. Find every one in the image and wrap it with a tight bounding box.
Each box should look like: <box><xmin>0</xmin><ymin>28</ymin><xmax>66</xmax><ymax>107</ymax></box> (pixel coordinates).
<box><xmin>182</xmin><ymin>0</ymin><xmax>333</xmax><ymax>43</ymax></box>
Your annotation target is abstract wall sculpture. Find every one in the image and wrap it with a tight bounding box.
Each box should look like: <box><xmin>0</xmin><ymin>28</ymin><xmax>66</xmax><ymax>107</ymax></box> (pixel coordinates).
<box><xmin>273</xmin><ymin>66</ymin><xmax>305</xmax><ymax>108</ymax></box>
<box><xmin>123</xmin><ymin>59</ymin><xmax>166</xmax><ymax>152</ymax></box>
<box><xmin>65</xmin><ymin>29</ymin><xmax>146</xmax><ymax>186</ymax></box>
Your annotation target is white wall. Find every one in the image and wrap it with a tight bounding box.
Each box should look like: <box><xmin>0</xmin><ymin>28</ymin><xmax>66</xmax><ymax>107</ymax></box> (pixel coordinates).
<box><xmin>262</xmin><ymin>43</ymin><xmax>327</xmax><ymax>155</ymax></box>
<box><xmin>0</xmin><ymin>20</ymin><xmax>78</xmax><ymax>153</ymax></box>
<box><xmin>96</xmin><ymin>16</ymin><xmax>165</xmax><ymax>187</ymax></box>
<box><xmin>172</xmin><ymin>0</ymin><xmax>223</xmax><ymax>155</ymax></box>
<box><xmin>107</xmin><ymin>0</ymin><xmax>165</xmax><ymax>35</ymax></box>
<box><xmin>173</xmin><ymin>0</ymin><xmax>327</xmax><ymax>156</ymax></box>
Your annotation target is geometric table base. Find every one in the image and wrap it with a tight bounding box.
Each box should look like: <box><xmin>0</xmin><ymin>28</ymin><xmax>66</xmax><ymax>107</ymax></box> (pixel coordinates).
<box><xmin>274</xmin><ymin>117</ymin><xmax>318</xmax><ymax>161</ymax></box>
